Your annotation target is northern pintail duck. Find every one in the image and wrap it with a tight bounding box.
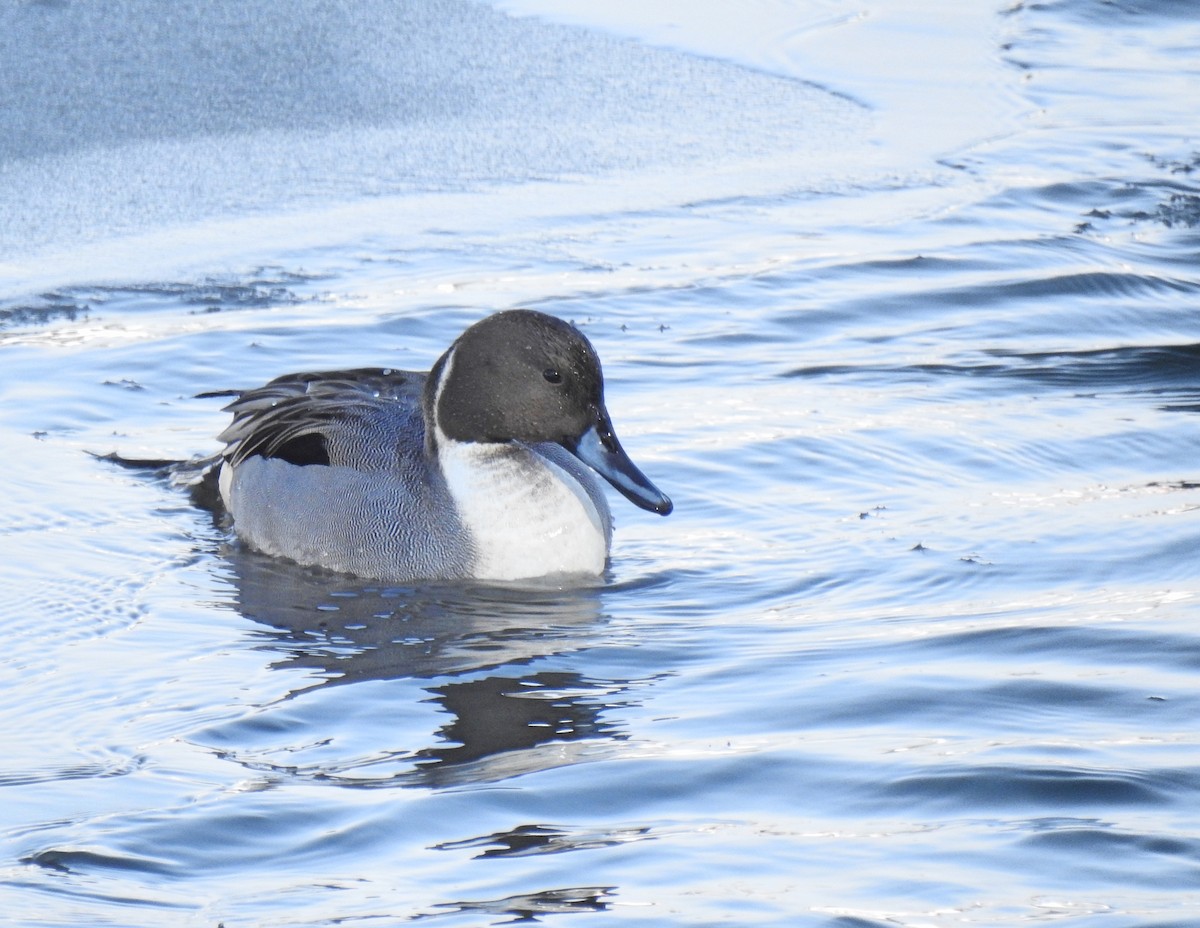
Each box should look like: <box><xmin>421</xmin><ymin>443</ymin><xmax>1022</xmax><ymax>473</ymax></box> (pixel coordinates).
<box><xmin>213</xmin><ymin>310</ymin><xmax>672</xmax><ymax>581</ymax></box>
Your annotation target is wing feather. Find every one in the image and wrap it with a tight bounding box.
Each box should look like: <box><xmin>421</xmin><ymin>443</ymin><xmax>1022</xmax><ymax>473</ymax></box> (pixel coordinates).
<box><xmin>215</xmin><ymin>368</ymin><xmax>427</xmax><ymax>469</ymax></box>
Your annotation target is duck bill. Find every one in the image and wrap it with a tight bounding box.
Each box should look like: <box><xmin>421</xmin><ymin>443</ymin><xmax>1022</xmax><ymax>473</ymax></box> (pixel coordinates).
<box><xmin>569</xmin><ymin>416</ymin><xmax>673</xmax><ymax>515</ymax></box>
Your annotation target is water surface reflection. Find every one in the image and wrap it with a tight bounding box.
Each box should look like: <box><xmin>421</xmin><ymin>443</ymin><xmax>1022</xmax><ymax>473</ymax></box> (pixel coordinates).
<box><xmin>201</xmin><ymin>547</ymin><xmax>651</xmax><ymax>789</ymax></box>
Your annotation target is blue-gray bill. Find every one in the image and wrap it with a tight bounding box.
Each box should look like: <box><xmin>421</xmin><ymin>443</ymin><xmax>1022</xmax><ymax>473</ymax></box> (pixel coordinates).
<box><xmin>569</xmin><ymin>421</ymin><xmax>673</xmax><ymax>515</ymax></box>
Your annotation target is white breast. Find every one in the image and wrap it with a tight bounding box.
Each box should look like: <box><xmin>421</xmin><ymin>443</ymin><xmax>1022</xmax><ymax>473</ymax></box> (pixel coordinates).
<box><xmin>437</xmin><ymin>436</ymin><xmax>609</xmax><ymax>581</ymax></box>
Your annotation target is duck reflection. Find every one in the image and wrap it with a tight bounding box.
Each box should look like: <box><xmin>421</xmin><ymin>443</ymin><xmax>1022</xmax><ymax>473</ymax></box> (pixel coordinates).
<box><xmin>216</xmin><ymin>545</ymin><xmax>644</xmax><ymax>788</ymax></box>
<box><xmin>415</xmin><ymin>671</ymin><xmax>627</xmax><ymax>788</ymax></box>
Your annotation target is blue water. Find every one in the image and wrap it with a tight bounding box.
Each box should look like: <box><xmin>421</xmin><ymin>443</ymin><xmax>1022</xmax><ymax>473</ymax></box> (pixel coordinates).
<box><xmin>2</xmin><ymin>1</ymin><xmax>1200</xmax><ymax>925</ymax></box>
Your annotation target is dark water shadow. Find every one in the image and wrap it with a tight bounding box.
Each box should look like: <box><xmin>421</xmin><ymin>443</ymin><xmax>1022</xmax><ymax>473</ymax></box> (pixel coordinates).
<box><xmin>413</xmin><ymin>885</ymin><xmax>615</xmax><ymax>922</ymax></box>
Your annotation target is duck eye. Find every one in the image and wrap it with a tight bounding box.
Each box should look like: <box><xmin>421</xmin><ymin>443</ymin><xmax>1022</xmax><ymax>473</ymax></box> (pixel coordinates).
<box><xmin>542</xmin><ymin>368</ymin><xmax>563</xmax><ymax>385</ymax></box>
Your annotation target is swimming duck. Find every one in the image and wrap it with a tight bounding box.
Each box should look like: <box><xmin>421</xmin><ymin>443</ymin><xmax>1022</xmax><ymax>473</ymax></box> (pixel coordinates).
<box><xmin>213</xmin><ymin>309</ymin><xmax>671</xmax><ymax>581</ymax></box>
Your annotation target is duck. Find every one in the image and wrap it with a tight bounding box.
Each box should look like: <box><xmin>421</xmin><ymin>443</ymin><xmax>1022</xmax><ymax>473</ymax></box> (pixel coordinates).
<box><xmin>212</xmin><ymin>309</ymin><xmax>672</xmax><ymax>582</ymax></box>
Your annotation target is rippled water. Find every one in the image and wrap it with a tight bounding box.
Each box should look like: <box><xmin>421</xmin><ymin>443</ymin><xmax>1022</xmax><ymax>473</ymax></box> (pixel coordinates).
<box><xmin>3</xmin><ymin>1</ymin><xmax>1200</xmax><ymax>925</ymax></box>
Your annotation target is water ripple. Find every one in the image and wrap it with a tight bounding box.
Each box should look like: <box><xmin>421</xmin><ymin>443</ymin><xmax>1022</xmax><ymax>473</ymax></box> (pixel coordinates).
<box><xmin>882</xmin><ymin>763</ymin><xmax>1192</xmax><ymax>812</ymax></box>
<box><xmin>784</xmin><ymin>341</ymin><xmax>1200</xmax><ymax>397</ymax></box>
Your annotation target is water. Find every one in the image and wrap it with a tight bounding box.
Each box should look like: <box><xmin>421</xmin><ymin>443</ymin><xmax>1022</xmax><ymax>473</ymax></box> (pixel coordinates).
<box><xmin>2</xmin><ymin>0</ymin><xmax>1199</xmax><ymax>925</ymax></box>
